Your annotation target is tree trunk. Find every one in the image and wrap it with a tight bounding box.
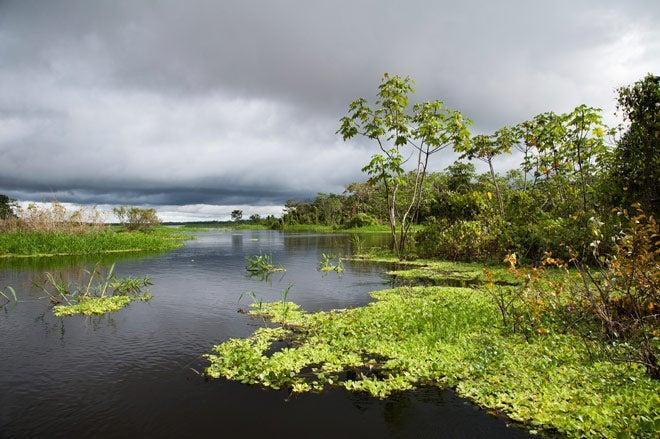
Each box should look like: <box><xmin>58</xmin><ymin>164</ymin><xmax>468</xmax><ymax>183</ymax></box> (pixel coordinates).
<box><xmin>488</xmin><ymin>158</ymin><xmax>505</xmax><ymax>216</ymax></box>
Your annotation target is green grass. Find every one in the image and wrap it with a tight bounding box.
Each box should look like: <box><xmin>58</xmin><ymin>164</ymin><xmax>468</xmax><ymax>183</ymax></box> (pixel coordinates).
<box><xmin>0</xmin><ymin>227</ymin><xmax>190</xmax><ymax>258</ymax></box>
<box><xmin>206</xmin><ymin>259</ymin><xmax>660</xmax><ymax>437</ymax></box>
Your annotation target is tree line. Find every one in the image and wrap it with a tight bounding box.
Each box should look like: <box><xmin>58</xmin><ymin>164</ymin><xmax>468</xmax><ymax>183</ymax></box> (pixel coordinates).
<box><xmin>279</xmin><ymin>73</ymin><xmax>658</xmax><ymax>262</ymax></box>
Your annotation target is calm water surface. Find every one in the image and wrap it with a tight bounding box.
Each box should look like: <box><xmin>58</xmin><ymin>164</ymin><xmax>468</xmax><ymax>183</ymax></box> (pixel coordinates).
<box><xmin>0</xmin><ymin>230</ymin><xmax>530</xmax><ymax>438</ymax></box>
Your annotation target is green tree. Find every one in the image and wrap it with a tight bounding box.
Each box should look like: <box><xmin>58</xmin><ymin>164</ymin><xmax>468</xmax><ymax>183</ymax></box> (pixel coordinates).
<box><xmin>337</xmin><ymin>73</ymin><xmax>471</xmax><ymax>255</ymax></box>
<box><xmin>112</xmin><ymin>206</ymin><xmax>160</xmax><ymax>231</ymax></box>
<box><xmin>563</xmin><ymin>105</ymin><xmax>609</xmax><ymax>212</ymax></box>
<box><xmin>611</xmin><ymin>74</ymin><xmax>660</xmax><ymax>213</ymax></box>
<box><xmin>231</xmin><ymin>209</ymin><xmax>243</xmax><ymax>222</ymax></box>
<box><xmin>0</xmin><ymin>194</ymin><xmax>17</xmax><ymax>220</ymax></box>
<box><xmin>456</xmin><ymin>127</ymin><xmax>516</xmax><ymax>215</ymax></box>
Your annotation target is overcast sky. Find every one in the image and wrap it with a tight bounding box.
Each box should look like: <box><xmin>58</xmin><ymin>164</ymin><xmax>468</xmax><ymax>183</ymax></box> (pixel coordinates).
<box><xmin>1</xmin><ymin>0</ymin><xmax>658</xmax><ymax>221</ymax></box>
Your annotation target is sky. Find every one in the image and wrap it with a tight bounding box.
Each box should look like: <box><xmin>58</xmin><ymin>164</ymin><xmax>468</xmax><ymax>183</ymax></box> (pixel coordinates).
<box><xmin>1</xmin><ymin>0</ymin><xmax>658</xmax><ymax>221</ymax></box>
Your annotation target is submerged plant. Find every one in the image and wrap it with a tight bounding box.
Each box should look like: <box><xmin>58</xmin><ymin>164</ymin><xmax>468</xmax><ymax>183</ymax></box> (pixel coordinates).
<box><xmin>318</xmin><ymin>253</ymin><xmax>344</xmax><ymax>273</ymax></box>
<box><xmin>34</xmin><ymin>263</ymin><xmax>153</xmax><ymax>316</ymax></box>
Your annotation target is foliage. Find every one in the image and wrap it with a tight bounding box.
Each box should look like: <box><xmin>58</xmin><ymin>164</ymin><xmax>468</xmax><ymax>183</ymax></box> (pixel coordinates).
<box><xmin>0</xmin><ymin>194</ymin><xmax>18</xmax><ymax>220</ymax></box>
<box><xmin>0</xmin><ymin>227</ymin><xmax>189</xmax><ymax>257</ymax></box>
<box><xmin>337</xmin><ymin>73</ymin><xmax>471</xmax><ymax>255</ymax></box>
<box><xmin>1</xmin><ymin>202</ymin><xmax>105</xmax><ymax>233</ymax></box>
<box><xmin>343</xmin><ymin>212</ymin><xmax>380</xmax><ymax>229</ymax></box>
<box><xmin>35</xmin><ymin>262</ymin><xmax>154</xmax><ymax>316</ymax></box>
<box><xmin>113</xmin><ymin>206</ymin><xmax>161</xmax><ymax>231</ymax></box>
<box><xmin>415</xmin><ymin>217</ymin><xmax>507</xmax><ymax>262</ymax></box>
<box><xmin>610</xmin><ymin>73</ymin><xmax>660</xmax><ymax>213</ymax></box>
<box><xmin>556</xmin><ymin>207</ymin><xmax>657</xmax><ymax>378</ymax></box>
<box><xmin>245</xmin><ymin>254</ymin><xmax>286</xmax><ymax>277</ymax></box>
<box><xmin>231</xmin><ymin>209</ymin><xmax>243</xmax><ymax>222</ymax></box>
<box><xmin>206</xmin><ymin>281</ymin><xmax>659</xmax><ymax>437</ymax></box>
<box><xmin>318</xmin><ymin>253</ymin><xmax>344</xmax><ymax>273</ymax></box>
<box><xmin>52</xmin><ymin>294</ymin><xmax>151</xmax><ymax>317</ymax></box>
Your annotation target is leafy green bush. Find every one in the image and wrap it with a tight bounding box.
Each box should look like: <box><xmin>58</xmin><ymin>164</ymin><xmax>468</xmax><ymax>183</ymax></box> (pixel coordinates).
<box><xmin>342</xmin><ymin>212</ymin><xmax>380</xmax><ymax>228</ymax></box>
<box><xmin>416</xmin><ymin>217</ymin><xmax>507</xmax><ymax>261</ymax></box>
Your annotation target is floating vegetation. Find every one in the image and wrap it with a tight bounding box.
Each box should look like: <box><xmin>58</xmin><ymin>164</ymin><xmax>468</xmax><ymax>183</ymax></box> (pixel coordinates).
<box><xmin>245</xmin><ymin>254</ymin><xmax>286</xmax><ymax>277</ymax></box>
<box><xmin>35</xmin><ymin>263</ymin><xmax>153</xmax><ymax>316</ymax></box>
<box><xmin>318</xmin><ymin>253</ymin><xmax>344</xmax><ymax>273</ymax></box>
<box><xmin>52</xmin><ymin>294</ymin><xmax>152</xmax><ymax>317</ymax></box>
<box><xmin>206</xmin><ymin>264</ymin><xmax>660</xmax><ymax>438</ymax></box>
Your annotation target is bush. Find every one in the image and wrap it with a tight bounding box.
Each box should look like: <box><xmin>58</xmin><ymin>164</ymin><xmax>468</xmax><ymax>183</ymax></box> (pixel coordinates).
<box><xmin>416</xmin><ymin>217</ymin><xmax>507</xmax><ymax>261</ymax></box>
<box><xmin>113</xmin><ymin>206</ymin><xmax>160</xmax><ymax>231</ymax></box>
<box><xmin>342</xmin><ymin>212</ymin><xmax>380</xmax><ymax>228</ymax></box>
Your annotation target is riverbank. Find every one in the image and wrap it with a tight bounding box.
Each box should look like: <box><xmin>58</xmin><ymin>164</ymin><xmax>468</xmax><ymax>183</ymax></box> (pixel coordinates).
<box><xmin>0</xmin><ymin>227</ymin><xmax>191</xmax><ymax>258</ymax></box>
<box><xmin>207</xmin><ymin>257</ymin><xmax>660</xmax><ymax>438</ymax></box>
<box><xmin>180</xmin><ymin>223</ymin><xmax>398</xmax><ymax>233</ymax></box>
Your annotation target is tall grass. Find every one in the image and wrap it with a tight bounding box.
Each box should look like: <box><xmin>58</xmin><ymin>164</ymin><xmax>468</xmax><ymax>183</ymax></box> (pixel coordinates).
<box><xmin>0</xmin><ymin>202</ymin><xmax>105</xmax><ymax>233</ymax></box>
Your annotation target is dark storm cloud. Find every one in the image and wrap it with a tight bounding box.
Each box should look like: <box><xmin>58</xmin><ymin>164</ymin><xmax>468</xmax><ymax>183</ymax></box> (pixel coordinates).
<box><xmin>1</xmin><ymin>0</ymin><xmax>659</xmax><ymax>217</ymax></box>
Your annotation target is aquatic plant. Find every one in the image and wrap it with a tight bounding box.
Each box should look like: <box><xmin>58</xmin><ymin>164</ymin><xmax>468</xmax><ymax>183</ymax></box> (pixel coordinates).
<box><xmin>245</xmin><ymin>254</ymin><xmax>285</xmax><ymax>276</ymax></box>
<box><xmin>35</xmin><ymin>263</ymin><xmax>153</xmax><ymax>316</ymax></box>
<box><xmin>206</xmin><ymin>259</ymin><xmax>660</xmax><ymax>438</ymax></box>
<box><xmin>318</xmin><ymin>253</ymin><xmax>344</xmax><ymax>273</ymax></box>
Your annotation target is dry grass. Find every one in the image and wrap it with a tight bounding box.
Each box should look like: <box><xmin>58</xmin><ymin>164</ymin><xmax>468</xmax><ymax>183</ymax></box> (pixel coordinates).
<box><xmin>0</xmin><ymin>202</ymin><xmax>106</xmax><ymax>233</ymax></box>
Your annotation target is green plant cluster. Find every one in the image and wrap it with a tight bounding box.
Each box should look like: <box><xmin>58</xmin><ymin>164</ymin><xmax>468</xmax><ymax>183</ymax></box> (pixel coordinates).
<box><xmin>318</xmin><ymin>253</ymin><xmax>344</xmax><ymax>273</ymax></box>
<box><xmin>207</xmin><ymin>266</ymin><xmax>659</xmax><ymax>437</ymax></box>
<box><xmin>245</xmin><ymin>254</ymin><xmax>286</xmax><ymax>276</ymax></box>
<box><xmin>36</xmin><ymin>262</ymin><xmax>154</xmax><ymax>317</ymax></box>
<box><xmin>0</xmin><ymin>227</ymin><xmax>190</xmax><ymax>258</ymax></box>
<box><xmin>52</xmin><ymin>293</ymin><xmax>152</xmax><ymax>316</ymax></box>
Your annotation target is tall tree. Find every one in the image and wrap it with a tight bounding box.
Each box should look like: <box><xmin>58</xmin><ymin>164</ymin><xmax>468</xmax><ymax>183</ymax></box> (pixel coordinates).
<box><xmin>612</xmin><ymin>74</ymin><xmax>660</xmax><ymax>213</ymax></box>
<box><xmin>0</xmin><ymin>194</ymin><xmax>17</xmax><ymax>220</ymax></box>
<box><xmin>456</xmin><ymin>127</ymin><xmax>516</xmax><ymax>215</ymax></box>
<box><xmin>338</xmin><ymin>73</ymin><xmax>471</xmax><ymax>255</ymax></box>
<box><xmin>231</xmin><ymin>209</ymin><xmax>243</xmax><ymax>222</ymax></box>
<box><xmin>563</xmin><ymin>105</ymin><xmax>609</xmax><ymax>212</ymax></box>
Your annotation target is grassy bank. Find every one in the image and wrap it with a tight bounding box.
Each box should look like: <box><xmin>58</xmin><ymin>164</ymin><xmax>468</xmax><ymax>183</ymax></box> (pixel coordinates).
<box><xmin>0</xmin><ymin>227</ymin><xmax>190</xmax><ymax>258</ymax></box>
<box><xmin>207</xmin><ymin>259</ymin><xmax>659</xmax><ymax>437</ymax></box>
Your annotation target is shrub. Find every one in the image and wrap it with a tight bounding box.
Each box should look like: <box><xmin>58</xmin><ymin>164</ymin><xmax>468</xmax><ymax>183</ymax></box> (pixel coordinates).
<box><xmin>113</xmin><ymin>206</ymin><xmax>160</xmax><ymax>231</ymax></box>
<box><xmin>416</xmin><ymin>217</ymin><xmax>507</xmax><ymax>261</ymax></box>
<box><xmin>342</xmin><ymin>212</ymin><xmax>380</xmax><ymax>228</ymax></box>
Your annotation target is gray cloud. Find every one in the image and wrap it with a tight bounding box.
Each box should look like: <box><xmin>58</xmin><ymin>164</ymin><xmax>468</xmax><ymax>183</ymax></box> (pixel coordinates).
<box><xmin>1</xmin><ymin>0</ymin><xmax>659</xmax><ymax>218</ymax></box>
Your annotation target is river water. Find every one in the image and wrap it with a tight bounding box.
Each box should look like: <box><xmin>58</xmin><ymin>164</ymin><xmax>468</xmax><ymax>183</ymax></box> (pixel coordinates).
<box><xmin>0</xmin><ymin>230</ymin><xmax>530</xmax><ymax>438</ymax></box>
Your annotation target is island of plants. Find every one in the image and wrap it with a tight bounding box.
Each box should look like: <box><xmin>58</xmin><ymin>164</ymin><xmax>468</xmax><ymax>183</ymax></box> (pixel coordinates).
<box><xmin>35</xmin><ymin>263</ymin><xmax>154</xmax><ymax>317</ymax></box>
